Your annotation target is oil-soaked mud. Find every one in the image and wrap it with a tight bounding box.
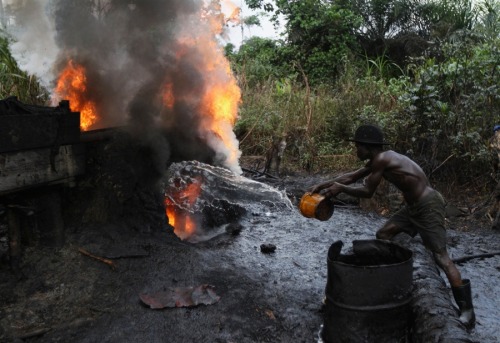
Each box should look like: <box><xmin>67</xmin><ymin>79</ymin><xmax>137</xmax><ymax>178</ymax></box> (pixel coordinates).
<box><xmin>445</xmin><ymin>228</ymin><xmax>500</xmax><ymax>343</ymax></box>
<box><xmin>1</xmin><ymin>173</ymin><xmax>499</xmax><ymax>343</ymax></box>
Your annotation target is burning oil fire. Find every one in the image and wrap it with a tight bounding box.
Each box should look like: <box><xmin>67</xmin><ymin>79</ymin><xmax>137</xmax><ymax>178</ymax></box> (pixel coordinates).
<box><xmin>44</xmin><ymin>0</ymin><xmax>244</xmax><ymax>240</ymax></box>
<box><xmin>165</xmin><ymin>177</ymin><xmax>203</xmax><ymax>240</ymax></box>
<box><xmin>49</xmin><ymin>1</ymin><xmax>242</xmax><ymax>174</ymax></box>
<box><xmin>161</xmin><ymin>2</ymin><xmax>243</xmax><ymax>238</ymax></box>
<box><xmin>53</xmin><ymin>60</ymin><xmax>98</xmax><ymax>131</ymax></box>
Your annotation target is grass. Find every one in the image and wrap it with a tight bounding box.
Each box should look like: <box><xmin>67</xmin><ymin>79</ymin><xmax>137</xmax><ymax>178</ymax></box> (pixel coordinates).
<box><xmin>0</xmin><ymin>36</ymin><xmax>49</xmax><ymax>104</ymax></box>
<box><xmin>236</xmin><ymin>70</ymin><xmax>404</xmax><ymax>173</ymax></box>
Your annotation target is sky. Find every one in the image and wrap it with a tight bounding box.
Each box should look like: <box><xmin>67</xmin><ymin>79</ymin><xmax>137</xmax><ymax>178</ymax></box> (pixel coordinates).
<box><xmin>222</xmin><ymin>1</ymin><xmax>282</xmax><ymax>48</ymax></box>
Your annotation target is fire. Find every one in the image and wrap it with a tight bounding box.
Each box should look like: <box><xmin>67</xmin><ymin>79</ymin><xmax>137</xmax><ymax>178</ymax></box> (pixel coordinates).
<box><xmin>162</xmin><ymin>83</ymin><xmax>175</xmax><ymax>110</ymax></box>
<box><xmin>53</xmin><ymin>60</ymin><xmax>98</xmax><ymax>131</ymax></box>
<box><xmin>162</xmin><ymin>2</ymin><xmax>243</xmax><ymax>239</ymax></box>
<box><xmin>165</xmin><ymin>177</ymin><xmax>202</xmax><ymax>240</ymax></box>
<box><xmin>201</xmin><ymin>78</ymin><xmax>241</xmax><ymax>166</ymax></box>
<box><xmin>199</xmin><ymin>2</ymin><xmax>243</xmax><ymax>172</ymax></box>
<box><xmin>165</xmin><ymin>199</ymin><xmax>197</xmax><ymax>240</ymax></box>
<box><xmin>51</xmin><ymin>2</ymin><xmax>243</xmax><ymax>173</ymax></box>
<box><xmin>163</xmin><ymin>2</ymin><xmax>243</xmax><ymax>173</ymax></box>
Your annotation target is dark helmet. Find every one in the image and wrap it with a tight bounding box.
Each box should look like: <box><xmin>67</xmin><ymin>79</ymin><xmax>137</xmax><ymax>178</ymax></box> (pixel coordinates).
<box><xmin>494</xmin><ymin>124</ymin><xmax>500</xmax><ymax>132</ymax></box>
<box><xmin>349</xmin><ymin>124</ymin><xmax>390</xmax><ymax>145</ymax></box>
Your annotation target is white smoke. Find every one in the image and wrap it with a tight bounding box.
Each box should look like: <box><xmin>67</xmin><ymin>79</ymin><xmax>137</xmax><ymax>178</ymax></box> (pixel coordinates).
<box><xmin>6</xmin><ymin>0</ymin><xmax>58</xmax><ymax>88</ymax></box>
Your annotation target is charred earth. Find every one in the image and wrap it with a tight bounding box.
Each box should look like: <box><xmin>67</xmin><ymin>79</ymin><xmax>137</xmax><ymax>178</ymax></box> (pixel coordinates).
<box><xmin>1</xmin><ymin>132</ymin><xmax>499</xmax><ymax>343</ymax></box>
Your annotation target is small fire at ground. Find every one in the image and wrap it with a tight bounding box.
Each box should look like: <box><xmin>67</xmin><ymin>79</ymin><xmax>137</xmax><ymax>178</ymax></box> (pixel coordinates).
<box><xmin>165</xmin><ymin>176</ymin><xmax>203</xmax><ymax>241</ymax></box>
<box><xmin>164</xmin><ymin>161</ymin><xmax>292</xmax><ymax>242</ymax></box>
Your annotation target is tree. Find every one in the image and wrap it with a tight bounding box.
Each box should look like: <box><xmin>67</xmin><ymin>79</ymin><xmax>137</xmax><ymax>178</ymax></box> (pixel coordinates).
<box><xmin>475</xmin><ymin>0</ymin><xmax>500</xmax><ymax>41</ymax></box>
<box><xmin>422</xmin><ymin>0</ymin><xmax>477</xmax><ymax>40</ymax></box>
<box><xmin>245</xmin><ymin>0</ymin><xmax>362</xmax><ymax>85</ymax></box>
<box><xmin>226</xmin><ymin>36</ymin><xmax>285</xmax><ymax>87</ymax></box>
<box><xmin>239</xmin><ymin>14</ymin><xmax>262</xmax><ymax>43</ymax></box>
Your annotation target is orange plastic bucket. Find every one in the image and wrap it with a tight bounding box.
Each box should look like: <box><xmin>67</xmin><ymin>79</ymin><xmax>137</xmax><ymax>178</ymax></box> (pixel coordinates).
<box><xmin>299</xmin><ymin>192</ymin><xmax>334</xmax><ymax>221</ymax></box>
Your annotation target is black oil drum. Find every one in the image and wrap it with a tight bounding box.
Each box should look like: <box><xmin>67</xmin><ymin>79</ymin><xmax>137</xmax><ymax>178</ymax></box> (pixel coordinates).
<box><xmin>322</xmin><ymin>239</ymin><xmax>413</xmax><ymax>343</ymax></box>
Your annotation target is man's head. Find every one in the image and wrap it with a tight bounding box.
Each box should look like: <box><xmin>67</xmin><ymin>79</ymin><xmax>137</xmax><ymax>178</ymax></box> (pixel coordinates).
<box><xmin>349</xmin><ymin>125</ymin><xmax>389</xmax><ymax>160</ymax></box>
<box><xmin>349</xmin><ymin>124</ymin><xmax>388</xmax><ymax>145</ymax></box>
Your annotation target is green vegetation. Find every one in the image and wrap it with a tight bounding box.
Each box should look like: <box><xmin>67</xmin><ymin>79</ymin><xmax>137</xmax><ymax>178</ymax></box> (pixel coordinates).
<box><xmin>1</xmin><ymin>1</ymin><xmax>499</xmax><ymax>187</ymax></box>
<box><xmin>0</xmin><ymin>36</ymin><xmax>48</xmax><ymax>104</ymax></box>
<box><xmin>234</xmin><ymin>0</ymin><xmax>500</xmax><ymax>185</ymax></box>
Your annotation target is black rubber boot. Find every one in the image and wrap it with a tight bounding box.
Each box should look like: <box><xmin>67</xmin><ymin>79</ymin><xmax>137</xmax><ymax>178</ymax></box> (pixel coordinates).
<box><xmin>451</xmin><ymin>279</ymin><xmax>476</xmax><ymax>329</ymax></box>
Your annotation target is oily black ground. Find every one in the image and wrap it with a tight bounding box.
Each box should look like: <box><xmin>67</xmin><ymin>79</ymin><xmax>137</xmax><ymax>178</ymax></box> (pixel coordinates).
<box><xmin>0</xmin><ymin>158</ymin><xmax>499</xmax><ymax>343</ymax></box>
<box><xmin>1</xmin><ymin>186</ymin><xmax>499</xmax><ymax>343</ymax></box>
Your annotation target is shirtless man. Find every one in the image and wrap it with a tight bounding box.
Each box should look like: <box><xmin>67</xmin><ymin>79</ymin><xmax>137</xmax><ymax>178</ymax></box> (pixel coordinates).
<box><xmin>311</xmin><ymin>124</ymin><xmax>475</xmax><ymax>328</ymax></box>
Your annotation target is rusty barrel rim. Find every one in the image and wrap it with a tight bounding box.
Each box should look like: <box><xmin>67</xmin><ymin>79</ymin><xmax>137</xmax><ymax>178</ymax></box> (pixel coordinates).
<box><xmin>325</xmin><ymin>240</ymin><xmax>414</xmax><ymax>309</ymax></box>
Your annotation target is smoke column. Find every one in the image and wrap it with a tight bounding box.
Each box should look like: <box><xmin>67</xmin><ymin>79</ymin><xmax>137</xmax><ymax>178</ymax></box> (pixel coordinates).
<box><xmin>7</xmin><ymin>0</ymin><xmax>58</xmax><ymax>88</ymax></box>
<box><xmin>4</xmin><ymin>0</ymin><xmax>242</xmax><ymax>174</ymax></box>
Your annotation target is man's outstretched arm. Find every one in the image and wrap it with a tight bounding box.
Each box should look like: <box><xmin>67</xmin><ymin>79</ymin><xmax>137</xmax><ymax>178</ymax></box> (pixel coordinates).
<box><xmin>320</xmin><ymin>157</ymin><xmax>386</xmax><ymax>199</ymax></box>
<box><xmin>309</xmin><ymin>166</ymin><xmax>371</xmax><ymax>194</ymax></box>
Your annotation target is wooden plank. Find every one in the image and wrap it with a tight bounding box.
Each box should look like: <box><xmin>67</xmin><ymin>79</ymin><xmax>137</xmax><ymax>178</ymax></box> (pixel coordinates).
<box><xmin>0</xmin><ymin>112</ymin><xmax>80</xmax><ymax>153</ymax></box>
<box><xmin>0</xmin><ymin>144</ymin><xmax>85</xmax><ymax>196</ymax></box>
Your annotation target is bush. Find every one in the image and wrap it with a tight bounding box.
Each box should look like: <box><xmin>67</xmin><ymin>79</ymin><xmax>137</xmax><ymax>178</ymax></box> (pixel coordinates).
<box><xmin>0</xmin><ymin>36</ymin><xmax>49</xmax><ymax>104</ymax></box>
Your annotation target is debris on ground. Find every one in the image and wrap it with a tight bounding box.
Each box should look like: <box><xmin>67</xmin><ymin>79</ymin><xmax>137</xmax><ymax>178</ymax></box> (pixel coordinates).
<box><xmin>260</xmin><ymin>243</ymin><xmax>277</xmax><ymax>254</ymax></box>
<box><xmin>139</xmin><ymin>285</ymin><xmax>220</xmax><ymax>309</ymax></box>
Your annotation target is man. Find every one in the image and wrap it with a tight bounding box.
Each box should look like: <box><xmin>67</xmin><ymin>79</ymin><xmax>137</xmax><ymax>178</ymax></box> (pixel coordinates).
<box><xmin>311</xmin><ymin>124</ymin><xmax>475</xmax><ymax>328</ymax></box>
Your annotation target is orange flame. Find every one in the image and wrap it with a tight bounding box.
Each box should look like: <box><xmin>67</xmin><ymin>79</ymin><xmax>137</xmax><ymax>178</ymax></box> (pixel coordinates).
<box><xmin>162</xmin><ymin>82</ymin><xmax>175</xmax><ymax>110</ymax></box>
<box><xmin>165</xmin><ymin>198</ymin><xmax>197</xmax><ymax>240</ymax></box>
<box><xmin>54</xmin><ymin>60</ymin><xmax>98</xmax><ymax>131</ymax></box>
<box><xmin>201</xmin><ymin>76</ymin><xmax>241</xmax><ymax>166</ymax></box>
<box><xmin>164</xmin><ymin>3</ymin><xmax>243</xmax><ymax>172</ymax></box>
<box><xmin>198</xmin><ymin>2</ymin><xmax>242</xmax><ymax>171</ymax></box>
<box><xmin>165</xmin><ymin>178</ymin><xmax>202</xmax><ymax>240</ymax></box>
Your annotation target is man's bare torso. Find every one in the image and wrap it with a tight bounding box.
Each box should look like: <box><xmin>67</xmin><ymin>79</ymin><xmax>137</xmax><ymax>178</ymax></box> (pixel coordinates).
<box><xmin>372</xmin><ymin>150</ymin><xmax>432</xmax><ymax>204</ymax></box>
